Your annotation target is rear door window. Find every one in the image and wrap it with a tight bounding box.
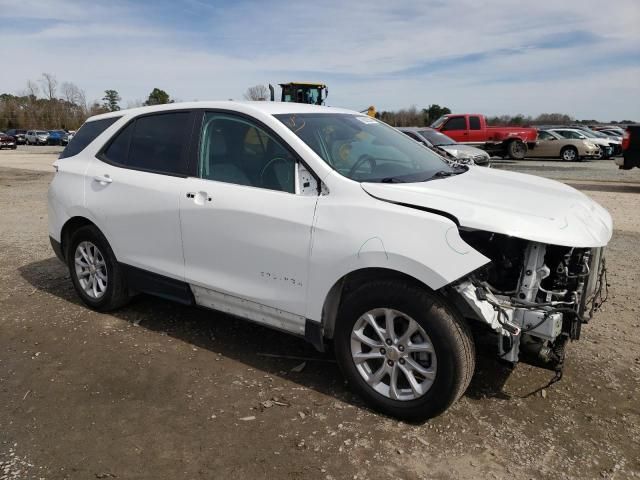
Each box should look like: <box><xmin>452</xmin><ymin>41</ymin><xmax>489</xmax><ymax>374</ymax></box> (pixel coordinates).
<box><xmin>538</xmin><ymin>131</ymin><xmax>553</xmax><ymax>140</ymax></box>
<box><xmin>60</xmin><ymin>117</ymin><xmax>120</xmax><ymax>158</ymax></box>
<box><xmin>469</xmin><ymin>116</ymin><xmax>481</xmax><ymax>130</ymax></box>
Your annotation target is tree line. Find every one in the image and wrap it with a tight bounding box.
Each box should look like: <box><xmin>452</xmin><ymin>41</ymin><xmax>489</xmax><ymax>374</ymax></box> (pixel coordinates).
<box><xmin>2</xmin><ymin>76</ymin><xmax>634</xmax><ymax>131</ymax></box>
<box><xmin>0</xmin><ymin>73</ymin><xmax>174</xmax><ymax>131</ymax></box>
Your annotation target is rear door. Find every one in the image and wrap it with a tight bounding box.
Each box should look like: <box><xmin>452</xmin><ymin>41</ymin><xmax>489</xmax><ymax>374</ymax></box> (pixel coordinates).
<box><xmin>440</xmin><ymin>116</ymin><xmax>468</xmax><ymax>143</ymax></box>
<box><xmin>85</xmin><ymin>111</ymin><xmax>195</xmax><ymax>280</ymax></box>
<box><xmin>466</xmin><ymin>115</ymin><xmax>484</xmax><ymax>144</ymax></box>
<box><xmin>533</xmin><ymin>130</ymin><xmax>558</xmax><ymax>157</ymax></box>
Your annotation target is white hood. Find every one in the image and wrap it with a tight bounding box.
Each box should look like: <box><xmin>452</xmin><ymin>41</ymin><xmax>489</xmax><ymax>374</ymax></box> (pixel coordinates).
<box><xmin>361</xmin><ymin>167</ymin><xmax>612</xmax><ymax>248</ymax></box>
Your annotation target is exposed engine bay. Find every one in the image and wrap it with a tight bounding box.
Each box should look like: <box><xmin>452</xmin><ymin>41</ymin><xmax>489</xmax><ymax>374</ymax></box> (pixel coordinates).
<box><xmin>448</xmin><ymin>230</ymin><xmax>608</xmax><ymax>370</ymax></box>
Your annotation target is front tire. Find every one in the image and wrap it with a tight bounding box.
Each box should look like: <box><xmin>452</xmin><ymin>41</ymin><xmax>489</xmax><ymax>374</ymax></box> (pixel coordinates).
<box><xmin>334</xmin><ymin>280</ymin><xmax>475</xmax><ymax>421</ymax></box>
<box><xmin>67</xmin><ymin>225</ymin><xmax>130</xmax><ymax>312</ymax></box>
<box><xmin>507</xmin><ymin>140</ymin><xmax>527</xmax><ymax>160</ymax></box>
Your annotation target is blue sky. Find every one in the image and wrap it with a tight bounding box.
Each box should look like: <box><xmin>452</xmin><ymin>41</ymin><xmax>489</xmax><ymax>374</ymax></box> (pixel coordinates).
<box><xmin>1</xmin><ymin>0</ymin><xmax>639</xmax><ymax>120</ymax></box>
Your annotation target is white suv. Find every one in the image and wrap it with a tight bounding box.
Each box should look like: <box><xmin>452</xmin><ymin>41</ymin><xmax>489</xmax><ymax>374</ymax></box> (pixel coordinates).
<box><xmin>25</xmin><ymin>130</ymin><xmax>50</xmax><ymax>145</ymax></box>
<box><xmin>48</xmin><ymin>102</ymin><xmax>612</xmax><ymax>420</ymax></box>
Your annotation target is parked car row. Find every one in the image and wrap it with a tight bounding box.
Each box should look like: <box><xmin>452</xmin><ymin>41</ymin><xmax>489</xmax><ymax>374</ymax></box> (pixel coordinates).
<box><xmin>0</xmin><ymin>129</ymin><xmax>75</xmax><ymax>147</ymax></box>
<box><xmin>399</xmin><ymin>112</ymin><xmax>629</xmax><ymax>163</ymax></box>
<box><xmin>536</xmin><ymin>125</ymin><xmax>622</xmax><ymax>159</ymax></box>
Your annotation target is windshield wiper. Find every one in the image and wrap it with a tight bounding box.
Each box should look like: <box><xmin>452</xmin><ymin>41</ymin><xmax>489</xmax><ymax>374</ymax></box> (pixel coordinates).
<box><xmin>424</xmin><ymin>168</ymin><xmax>467</xmax><ymax>181</ymax></box>
<box><xmin>380</xmin><ymin>176</ymin><xmax>406</xmax><ymax>183</ymax></box>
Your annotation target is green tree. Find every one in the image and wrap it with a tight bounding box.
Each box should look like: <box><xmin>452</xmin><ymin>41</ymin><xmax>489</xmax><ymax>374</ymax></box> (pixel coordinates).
<box><xmin>422</xmin><ymin>104</ymin><xmax>451</xmax><ymax>126</ymax></box>
<box><xmin>102</xmin><ymin>90</ymin><xmax>121</xmax><ymax>112</ymax></box>
<box><xmin>143</xmin><ymin>88</ymin><xmax>172</xmax><ymax>106</ymax></box>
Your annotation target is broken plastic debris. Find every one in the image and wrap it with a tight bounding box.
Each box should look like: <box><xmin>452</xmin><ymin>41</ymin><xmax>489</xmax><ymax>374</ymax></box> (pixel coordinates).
<box><xmin>291</xmin><ymin>361</ymin><xmax>306</xmax><ymax>373</ymax></box>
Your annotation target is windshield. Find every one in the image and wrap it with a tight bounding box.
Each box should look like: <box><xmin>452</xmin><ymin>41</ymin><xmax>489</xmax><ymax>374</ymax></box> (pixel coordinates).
<box><xmin>576</xmin><ymin>130</ymin><xmax>597</xmax><ymax>138</ymax></box>
<box><xmin>275</xmin><ymin>113</ymin><xmax>456</xmax><ymax>183</ymax></box>
<box><xmin>418</xmin><ymin>129</ymin><xmax>455</xmax><ymax>146</ymax></box>
<box><xmin>555</xmin><ymin>130</ymin><xmax>585</xmax><ymax>139</ymax></box>
<box><xmin>36</xmin><ymin>131</ymin><xmax>48</xmax><ymax>135</ymax></box>
<box><xmin>589</xmin><ymin>130</ymin><xmax>608</xmax><ymax>138</ymax></box>
<box><xmin>430</xmin><ymin>115</ymin><xmax>448</xmax><ymax>129</ymax></box>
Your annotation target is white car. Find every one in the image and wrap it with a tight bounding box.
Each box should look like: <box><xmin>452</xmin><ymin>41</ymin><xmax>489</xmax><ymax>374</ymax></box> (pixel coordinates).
<box><xmin>48</xmin><ymin>102</ymin><xmax>612</xmax><ymax>420</ymax></box>
<box><xmin>25</xmin><ymin>130</ymin><xmax>50</xmax><ymax>145</ymax></box>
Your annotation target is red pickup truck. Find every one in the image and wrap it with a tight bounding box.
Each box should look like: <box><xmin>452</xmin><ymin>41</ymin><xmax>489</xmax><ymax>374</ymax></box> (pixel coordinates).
<box><xmin>431</xmin><ymin>114</ymin><xmax>538</xmax><ymax>159</ymax></box>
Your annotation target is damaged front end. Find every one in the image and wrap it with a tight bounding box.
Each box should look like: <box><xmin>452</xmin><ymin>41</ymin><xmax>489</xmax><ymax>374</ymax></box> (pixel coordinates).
<box><xmin>447</xmin><ymin>231</ymin><xmax>607</xmax><ymax>370</ymax></box>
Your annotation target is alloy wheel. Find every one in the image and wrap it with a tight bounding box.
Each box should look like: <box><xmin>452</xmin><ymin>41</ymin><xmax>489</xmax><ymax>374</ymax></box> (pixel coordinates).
<box><xmin>74</xmin><ymin>241</ymin><xmax>108</xmax><ymax>299</ymax></box>
<box><xmin>350</xmin><ymin>308</ymin><xmax>437</xmax><ymax>401</ymax></box>
<box><xmin>562</xmin><ymin>148</ymin><xmax>577</xmax><ymax>161</ymax></box>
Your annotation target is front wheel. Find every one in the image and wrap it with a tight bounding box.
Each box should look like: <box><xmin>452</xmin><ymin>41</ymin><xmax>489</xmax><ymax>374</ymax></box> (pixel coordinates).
<box><xmin>507</xmin><ymin>140</ymin><xmax>527</xmax><ymax>160</ymax></box>
<box><xmin>334</xmin><ymin>280</ymin><xmax>475</xmax><ymax>421</ymax></box>
<box><xmin>560</xmin><ymin>146</ymin><xmax>578</xmax><ymax>162</ymax></box>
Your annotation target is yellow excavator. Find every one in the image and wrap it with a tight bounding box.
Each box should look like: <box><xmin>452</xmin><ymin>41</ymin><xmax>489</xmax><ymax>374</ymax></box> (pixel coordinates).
<box><xmin>267</xmin><ymin>82</ymin><xmax>378</xmax><ymax>118</ymax></box>
<box><xmin>269</xmin><ymin>82</ymin><xmax>328</xmax><ymax>105</ymax></box>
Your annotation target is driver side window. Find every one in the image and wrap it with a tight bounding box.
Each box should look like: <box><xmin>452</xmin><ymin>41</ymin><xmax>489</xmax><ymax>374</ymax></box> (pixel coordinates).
<box><xmin>198</xmin><ymin>113</ymin><xmax>296</xmax><ymax>193</ymax></box>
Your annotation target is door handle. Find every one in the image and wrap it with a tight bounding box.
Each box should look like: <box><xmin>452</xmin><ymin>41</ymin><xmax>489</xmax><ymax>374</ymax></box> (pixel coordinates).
<box><xmin>186</xmin><ymin>192</ymin><xmax>212</xmax><ymax>204</ymax></box>
<box><xmin>93</xmin><ymin>175</ymin><xmax>112</xmax><ymax>184</ymax></box>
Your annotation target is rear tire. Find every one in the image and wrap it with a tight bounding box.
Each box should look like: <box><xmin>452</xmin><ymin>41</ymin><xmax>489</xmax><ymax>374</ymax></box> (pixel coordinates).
<box><xmin>507</xmin><ymin>140</ymin><xmax>527</xmax><ymax>160</ymax></box>
<box><xmin>334</xmin><ymin>280</ymin><xmax>475</xmax><ymax>421</ymax></box>
<box><xmin>67</xmin><ymin>225</ymin><xmax>130</xmax><ymax>312</ymax></box>
<box><xmin>560</xmin><ymin>146</ymin><xmax>578</xmax><ymax>162</ymax></box>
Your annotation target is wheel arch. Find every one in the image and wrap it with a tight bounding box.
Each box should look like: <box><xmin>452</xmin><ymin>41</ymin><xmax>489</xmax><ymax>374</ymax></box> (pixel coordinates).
<box><xmin>60</xmin><ymin>216</ymin><xmax>104</xmax><ymax>260</ymax></box>
<box><xmin>320</xmin><ymin>267</ymin><xmax>434</xmax><ymax>340</ymax></box>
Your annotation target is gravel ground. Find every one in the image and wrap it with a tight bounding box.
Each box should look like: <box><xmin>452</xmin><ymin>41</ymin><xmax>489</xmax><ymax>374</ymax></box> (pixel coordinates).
<box><xmin>1</xmin><ymin>146</ymin><xmax>639</xmax><ymax>479</ymax></box>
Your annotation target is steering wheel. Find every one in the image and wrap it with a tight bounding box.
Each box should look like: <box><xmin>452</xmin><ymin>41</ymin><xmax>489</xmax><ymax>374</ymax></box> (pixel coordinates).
<box><xmin>260</xmin><ymin>156</ymin><xmax>294</xmax><ymax>190</ymax></box>
<box><xmin>348</xmin><ymin>154</ymin><xmax>376</xmax><ymax>178</ymax></box>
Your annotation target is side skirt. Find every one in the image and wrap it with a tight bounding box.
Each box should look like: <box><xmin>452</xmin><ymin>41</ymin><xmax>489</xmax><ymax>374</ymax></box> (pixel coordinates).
<box><xmin>120</xmin><ymin>264</ymin><xmax>325</xmax><ymax>350</ymax></box>
<box><xmin>121</xmin><ymin>264</ymin><xmax>195</xmax><ymax>305</ymax></box>
<box><xmin>190</xmin><ymin>285</ymin><xmax>306</xmax><ymax>336</ymax></box>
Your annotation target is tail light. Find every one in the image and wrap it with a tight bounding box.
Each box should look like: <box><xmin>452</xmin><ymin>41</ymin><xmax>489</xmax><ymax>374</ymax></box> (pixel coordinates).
<box><xmin>622</xmin><ymin>129</ymin><xmax>630</xmax><ymax>151</ymax></box>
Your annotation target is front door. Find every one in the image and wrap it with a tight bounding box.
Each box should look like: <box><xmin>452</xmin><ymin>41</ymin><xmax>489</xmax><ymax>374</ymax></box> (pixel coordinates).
<box><xmin>179</xmin><ymin>112</ymin><xmax>318</xmax><ymax>331</ymax></box>
<box><xmin>440</xmin><ymin>116</ymin><xmax>468</xmax><ymax>143</ymax></box>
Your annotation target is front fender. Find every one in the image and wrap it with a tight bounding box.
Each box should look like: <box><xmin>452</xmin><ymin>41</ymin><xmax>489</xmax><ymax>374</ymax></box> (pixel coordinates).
<box><xmin>305</xmin><ymin>193</ymin><xmax>490</xmax><ymax>321</ymax></box>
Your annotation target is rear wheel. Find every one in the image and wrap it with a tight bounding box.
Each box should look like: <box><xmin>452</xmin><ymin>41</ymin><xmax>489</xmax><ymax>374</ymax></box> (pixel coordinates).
<box><xmin>334</xmin><ymin>280</ymin><xmax>475</xmax><ymax>421</ymax></box>
<box><xmin>507</xmin><ymin>140</ymin><xmax>527</xmax><ymax>160</ymax></box>
<box><xmin>560</xmin><ymin>146</ymin><xmax>578</xmax><ymax>162</ymax></box>
<box><xmin>67</xmin><ymin>225</ymin><xmax>130</xmax><ymax>312</ymax></box>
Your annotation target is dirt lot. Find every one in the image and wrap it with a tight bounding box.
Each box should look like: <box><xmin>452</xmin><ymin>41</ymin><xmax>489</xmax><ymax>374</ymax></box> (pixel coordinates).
<box><xmin>1</xmin><ymin>146</ymin><xmax>639</xmax><ymax>480</ymax></box>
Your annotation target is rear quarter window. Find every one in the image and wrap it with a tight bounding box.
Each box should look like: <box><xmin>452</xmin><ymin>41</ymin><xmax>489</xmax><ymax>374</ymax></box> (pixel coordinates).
<box><xmin>60</xmin><ymin>117</ymin><xmax>121</xmax><ymax>159</ymax></box>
